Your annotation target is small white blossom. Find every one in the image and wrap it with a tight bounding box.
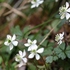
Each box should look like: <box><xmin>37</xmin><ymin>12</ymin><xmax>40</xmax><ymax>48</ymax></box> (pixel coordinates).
<box><xmin>55</xmin><ymin>32</ymin><xmax>64</xmax><ymax>45</ymax></box>
<box><xmin>28</xmin><ymin>46</ymin><xmax>44</xmax><ymax>60</ymax></box>
<box><xmin>4</xmin><ymin>34</ymin><xmax>18</xmax><ymax>50</ymax></box>
<box><xmin>55</xmin><ymin>0</ymin><xmax>58</xmax><ymax>2</ymax></box>
<box><xmin>59</xmin><ymin>2</ymin><xmax>70</xmax><ymax>20</ymax></box>
<box><xmin>15</xmin><ymin>50</ymin><xmax>27</xmax><ymax>67</ymax></box>
<box><xmin>24</xmin><ymin>39</ymin><xmax>38</xmax><ymax>51</ymax></box>
<box><xmin>24</xmin><ymin>39</ymin><xmax>37</xmax><ymax>47</ymax></box>
<box><xmin>31</xmin><ymin>0</ymin><xmax>44</xmax><ymax>8</ymax></box>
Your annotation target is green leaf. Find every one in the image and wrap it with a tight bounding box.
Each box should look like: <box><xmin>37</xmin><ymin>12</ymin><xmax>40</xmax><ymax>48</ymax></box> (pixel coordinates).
<box><xmin>42</xmin><ymin>49</ymin><xmax>53</xmax><ymax>56</ymax></box>
<box><xmin>54</xmin><ymin>47</ymin><xmax>62</xmax><ymax>54</ymax></box>
<box><xmin>65</xmin><ymin>51</ymin><xmax>70</xmax><ymax>58</ymax></box>
<box><xmin>54</xmin><ymin>45</ymin><xmax>66</xmax><ymax>60</ymax></box>
<box><xmin>42</xmin><ymin>40</ymin><xmax>48</xmax><ymax>47</ymax></box>
<box><xmin>66</xmin><ymin>45</ymin><xmax>70</xmax><ymax>50</ymax></box>
<box><xmin>65</xmin><ymin>45</ymin><xmax>70</xmax><ymax>58</ymax></box>
<box><xmin>46</xmin><ymin>56</ymin><xmax>53</xmax><ymax>63</ymax></box>
<box><xmin>17</xmin><ymin>35</ymin><xmax>23</xmax><ymax>40</ymax></box>
<box><xmin>10</xmin><ymin>25</ymin><xmax>23</xmax><ymax>36</ymax></box>
<box><xmin>28</xmin><ymin>35</ymin><xmax>34</xmax><ymax>40</ymax></box>
<box><xmin>0</xmin><ymin>0</ymin><xmax>5</xmax><ymax>2</ymax></box>
<box><xmin>23</xmin><ymin>26</ymin><xmax>30</xmax><ymax>34</ymax></box>
<box><xmin>0</xmin><ymin>56</ymin><xmax>3</xmax><ymax>64</ymax></box>
<box><xmin>58</xmin><ymin>52</ymin><xmax>66</xmax><ymax>60</ymax></box>
<box><xmin>59</xmin><ymin>43</ymin><xmax>65</xmax><ymax>50</ymax></box>
<box><xmin>53</xmin><ymin>56</ymin><xmax>58</xmax><ymax>61</ymax></box>
<box><xmin>48</xmin><ymin>42</ymin><xmax>54</xmax><ymax>48</ymax></box>
<box><xmin>35</xmin><ymin>34</ymin><xmax>44</xmax><ymax>43</ymax></box>
<box><xmin>43</xmin><ymin>29</ymin><xmax>50</xmax><ymax>35</ymax></box>
<box><xmin>51</xmin><ymin>19</ymin><xmax>60</xmax><ymax>32</ymax></box>
<box><xmin>28</xmin><ymin>63</ymin><xmax>36</xmax><ymax>70</ymax></box>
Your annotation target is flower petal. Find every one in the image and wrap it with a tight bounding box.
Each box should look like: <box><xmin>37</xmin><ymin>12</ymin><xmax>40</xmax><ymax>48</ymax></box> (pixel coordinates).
<box><xmin>59</xmin><ymin>33</ymin><xmax>64</xmax><ymax>40</ymax></box>
<box><xmin>15</xmin><ymin>54</ymin><xmax>20</xmax><ymax>62</ymax></box>
<box><xmin>28</xmin><ymin>39</ymin><xmax>32</xmax><ymax>43</ymax></box>
<box><xmin>22</xmin><ymin>58</ymin><xmax>27</xmax><ymax>63</ymax></box>
<box><xmin>60</xmin><ymin>15</ymin><xmax>65</xmax><ymax>19</ymax></box>
<box><xmin>66</xmin><ymin>13</ymin><xmax>70</xmax><ymax>20</ymax></box>
<box><xmin>24</xmin><ymin>43</ymin><xmax>30</xmax><ymax>47</ymax></box>
<box><xmin>22</xmin><ymin>50</ymin><xmax>26</xmax><ymax>57</ymax></box>
<box><xmin>35</xmin><ymin>54</ymin><xmax>40</xmax><ymax>60</ymax></box>
<box><xmin>67</xmin><ymin>8</ymin><xmax>70</xmax><ymax>12</ymax></box>
<box><xmin>18</xmin><ymin>61</ymin><xmax>24</xmax><ymax>67</ymax></box>
<box><xmin>66</xmin><ymin>2</ymin><xmax>69</xmax><ymax>9</ymax></box>
<box><xmin>19</xmin><ymin>51</ymin><xmax>23</xmax><ymax>56</ymax></box>
<box><xmin>31</xmin><ymin>1</ymin><xmax>35</xmax><ymax>4</ymax></box>
<box><xmin>31</xmin><ymin>5</ymin><xmax>36</xmax><ymax>8</ymax></box>
<box><xmin>28</xmin><ymin>44</ymin><xmax>38</xmax><ymax>51</ymax></box>
<box><xmin>35</xmin><ymin>3</ymin><xmax>39</xmax><ymax>7</ymax></box>
<box><xmin>12</xmin><ymin>41</ymin><xmax>18</xmax><ymax>46</ymax></box>
<box><xmin>9</xmin><ymin>44</ymin><xmax>13</xmax><ymax>50</ymax></box>
<box><xmin>37</xmin><ymin>48</ymin><xmax>44</xmax><ymax>53</ymax></box>
<box><xmin>28</xmin><ymin>46</ymin><xmax>32</xmax><ymax>51</ymax></box>
<box><xmin>39</xmin><ymin>0</ymin><xmax>43</xmax><ymax>4</ymax></box>
<box><xmin>12</xmin><ymin>34</ymin><xmax>16</xmax><ymax>41</ymax></box>
<box><xmin>58</xmin><ymin>40</ymin><xmax>62</xmax><ymax>45</ymax></box>
<box><xmin>7</xmin><ymin>35</ymin><xmax>11</xmax><ymax>40</ymax></box>
<box><xmin>33</xmin><ymin>40</ymin><xmax>37</xmax><ymax>44</ymax></box>
<box><xmin>4</xmin><ymin>41</ymin><xmax>9</xmax><ymax>46</ymax></box>
<box><xmin>55</xmin><ymin>0</ymin><xmax>58</xmax><ymax>2</ymax></box>
<box><xmin>28</xmin><ymin>53</ymin><xmax>34</xmax><ymax>59</ymax></box>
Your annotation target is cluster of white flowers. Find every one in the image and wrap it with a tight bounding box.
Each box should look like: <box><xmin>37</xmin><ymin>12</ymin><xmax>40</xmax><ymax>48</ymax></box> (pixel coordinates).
<box><xmin>31</xmin><ymin>0</ymin><xmax>44</xmax><ymax>8</ymax></box>
<box><xmin>4</xmin><ymin>34</ymin><xmax>18</xmax><ymax>50</ymax></box>
<box><xmin>55</xmin><ymin>32</ymin><xmax>64</xmax><ymax>45</ymax></box>
<box><xmin>15</xmin><ymin>50</ymin><xmax>27</xmax><ymax>67</ymax></box>
<box><xmin>24</xmin><ymin>39</ymin><xmax>44</xmax><ymax>60</ymax></box>
<box><xmin>3</xmin><ymin>1</ymin><xmax>70</xmax><ymax>68</ymax></box>
<box><xmin>4</xmin><ymin>34</ymin><xmax>44</xmax><ymax>67</ymax></box>
<box><xmin>59</xmin><ymin>2</ymin><xmax>70</xmax><ymax>20</ymax></box>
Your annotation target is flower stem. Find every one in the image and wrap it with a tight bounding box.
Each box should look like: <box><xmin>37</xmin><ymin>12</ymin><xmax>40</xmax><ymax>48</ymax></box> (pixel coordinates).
<box><xmin>63</xmin><ymin>24</ymin><xmax>68</xmax><ymax>48</ymax></box>
<box><xmin>34</xmin><ymin>60</ymin><xmax>38</xmax><ymax>70</ymax></box>
<box><xmin>40</xmin><ymin>54</ymin><xmax>48</xmax><ymax>70</ymax></box>
<box><xmin>39</xmin><ymin>28</ymin><xmax>54</xmax><ymax>46</ymax></box>
<box><xmin>39</xmin><ymin>21</ymin><xmax>61</xmax><ymax>47</ymax></box>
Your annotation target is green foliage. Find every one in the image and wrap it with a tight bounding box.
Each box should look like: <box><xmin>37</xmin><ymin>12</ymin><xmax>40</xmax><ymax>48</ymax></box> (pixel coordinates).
<box><xmin>46</xmin><ymin>56</ymin><xmax>53</xmax><ymax>63</ymax></box>
<box><xmin>0</xmin><ymin>0</ymin><xmax>5</xmax><ymax>2</ymax></box>
<box><xmin>42</xmin><ymin>42</ymin><xmax>54</xmax><ymax>56</ymax></box>
<box><xmin>54</xmin><ymin>43</ymin><xmax>66</xmax><ymax>60</ymax></box>
<box><xmin>51</xmin><ymin>19</ymin><xmax>61</xmax><ymax>32</ymax></box>
<box><xmin>46</xmin><ymin>43</ymin><xmax>70</xmax><ymax>64</ymax></box>
<box><xmin>28</xmin><ymin>63</ymin><xmax>36</xmax><ymax>70</ymax></box>
<box><xmin>10</xmin><ymin>25</ymin><xmax>22</xmax><ymax>36</ymax></box>
<box><xmin>57</xmin><ymin>59</ymin><xmax>70</xmax><ymax>70</ymax></box>
<box><xmin>0</xmin><ymin>0</ymin><xmax>70</xmax><ymax>70</ymax></box>
<box><xmin>65</xmin><ymin>46</ymin><xmax>70</xmax><ymax>58</ymax></box>
<box><xmin>0</xmin><ymin>56</ymin><xmax>3</xmax><ymax>64</ymax></box>
<box><xmin>10</xmin><ymin>25</ymin><xmax>23</xmax><ymax>40</ymax></box>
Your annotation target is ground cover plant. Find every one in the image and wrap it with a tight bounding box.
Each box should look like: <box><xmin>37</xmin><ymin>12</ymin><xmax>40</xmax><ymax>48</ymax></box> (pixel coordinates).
<box><xmin>0</xmin><ymin>0</ymin><xmax>70</xmax><ymax>70</ymax></box>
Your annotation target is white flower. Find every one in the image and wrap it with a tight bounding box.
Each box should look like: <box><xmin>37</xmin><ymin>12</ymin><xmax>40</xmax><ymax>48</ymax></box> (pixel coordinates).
<box><xmin>28</xmin><ymin>44</ymin><xmax>38</xmax><ymax>51</ymax></box>
<box><xmin>28</xmin><ymin>46</ymin><xmax>44</xmax><ymax>60</ymax></box>
<box><xmin>55</xmin><ymin>32</ymin><xmax>64</xmax><ymax>45</ymax></box>
<box><xmin>24</xmin><ymin>39</ymin><xmax>37</xmax><ymax>47</ymax></box>
<box><xmin>24</xmin><ymin>39</ymin><xmax>38</xmax><ymax>51</ymax></box>
<box><xmin>31</xmin><ymin>0</ymin><xmax>44</xmax><ymax>8</ymax></box>
<box><xmin>59</xmin><ymin>2</ymin><xmax>70</xmax><ymax>20</ymax></box>
<box><xmin>4</xmin><ymin>34</ymin><xmax>18</xmax><ymax>50</ymax></box>
<box><xmin>55</xmin><ymin>0</ymin><xmax>58</xmax><ymax>2</ymax></box>
<box><xmin>15</xmin><ymin>50</ymin><xmax>27</xmax><ymax>67</ymax></box>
